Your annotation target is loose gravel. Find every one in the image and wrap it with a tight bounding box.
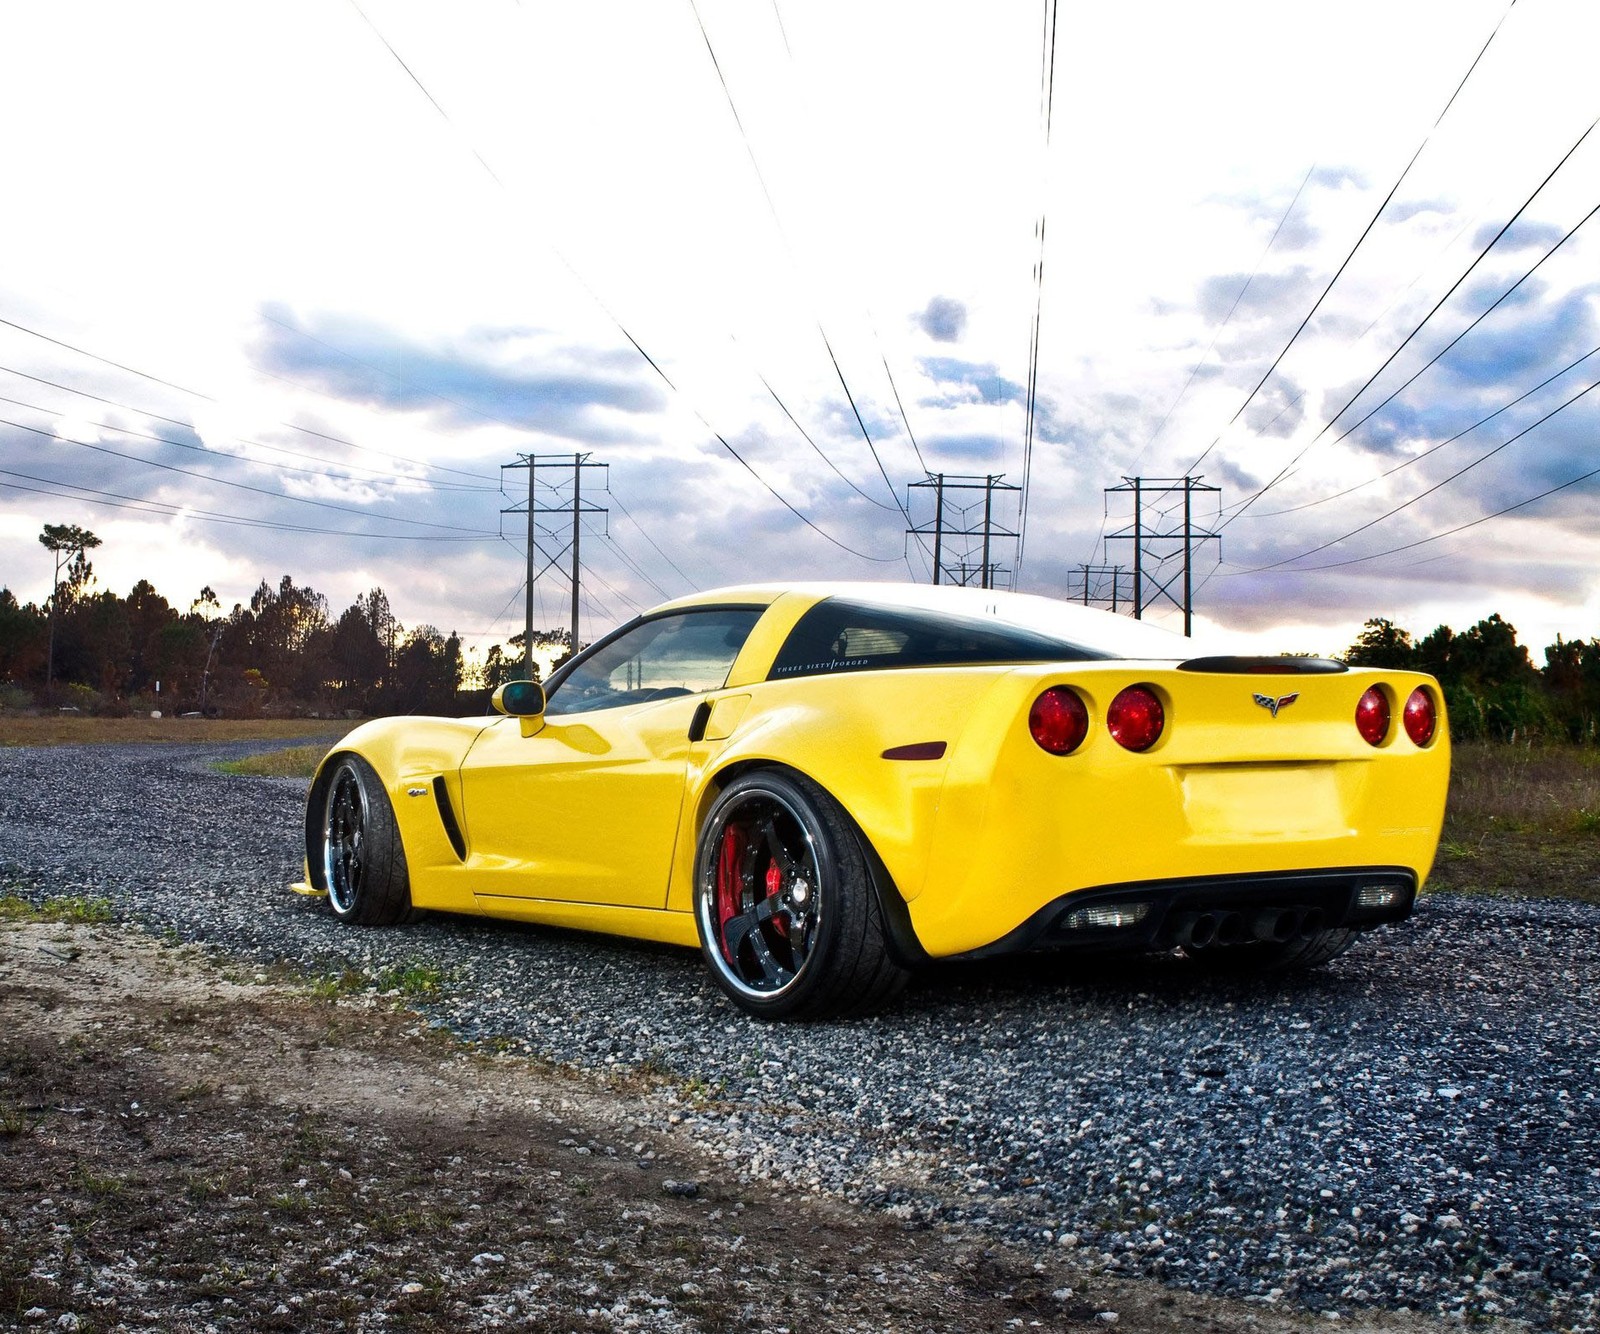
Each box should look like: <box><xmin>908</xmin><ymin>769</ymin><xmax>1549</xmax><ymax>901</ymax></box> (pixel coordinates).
<box><xmin>2</xmin><ymin>740</ymin><xmax>1597</xmax><ymax>1332</ymax></box>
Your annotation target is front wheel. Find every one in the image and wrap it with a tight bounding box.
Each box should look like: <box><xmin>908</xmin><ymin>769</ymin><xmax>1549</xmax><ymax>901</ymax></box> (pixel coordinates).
<box><xmin>693</xmin><ymin>770</ymin><xmax>909</xmax><ymax>1020</ymax></box>
<box><xmin>319</xmin><ymin>754</ymin><xmax>415</xmax><ymax>926</ymax></box>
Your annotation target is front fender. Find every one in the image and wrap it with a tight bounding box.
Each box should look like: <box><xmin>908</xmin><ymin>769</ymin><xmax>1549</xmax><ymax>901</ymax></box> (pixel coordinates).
<box><xmin>301</xmin><ymin>715</ymin><xmax>495</xmax><ymax>894</ymax></box>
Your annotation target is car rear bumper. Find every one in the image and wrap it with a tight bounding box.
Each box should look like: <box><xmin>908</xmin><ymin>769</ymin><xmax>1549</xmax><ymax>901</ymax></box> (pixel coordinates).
<box><xmin>954</xmin><ymin>865</ymin><xmax>1417</xmax><ymax>960</ymax></box>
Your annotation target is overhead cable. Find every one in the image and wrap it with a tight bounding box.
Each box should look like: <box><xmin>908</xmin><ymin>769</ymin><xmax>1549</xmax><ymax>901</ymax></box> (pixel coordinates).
<box><xmin>1238</xmin><ymin>371</ymin><xmax>1600</xmax><ymax>572</ymax></box>
<box><xmin>0</xmin><ymin>313</ymin><xmax>498</xmax><ymax>484</ymax></box>
<box><xmin>1183</xmin><ymin>0</ymin><xmax>1520</xmax><ymax>476</ymax></box>
<box><xmin>1224</xmin><ymin>117</ymin><xmax>1598</xmax><ymax>527</ymax></box>
<box><xmin>687</xmin><ymin>0</ymin><xmax>913</xmax><ymax>521</ymax></box>
<box><xmin>0</xmin><ymin>467</ymin><xmax>495</xmax><ymax>542</ymax></box>
<box><xmin>1243</xmin><ymin>195</ymin><xmax>1600</xmax><ymax>519</ymax></box>
<box><xmin>351</xmin><ymin>0</ymin><xmax>895</xmax><ymax>566</ymax></box>
<box><xmin>1</xmin><ymin>417</ymin><xmax>495</xmax><ymax>535</ymax></box>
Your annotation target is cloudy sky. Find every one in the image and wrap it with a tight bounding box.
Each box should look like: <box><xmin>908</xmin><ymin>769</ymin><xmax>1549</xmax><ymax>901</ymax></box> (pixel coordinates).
<box><xmin>2</xmin><ymin>0</ymin><xmax>1596</xmax><ymax>664</ymax></box>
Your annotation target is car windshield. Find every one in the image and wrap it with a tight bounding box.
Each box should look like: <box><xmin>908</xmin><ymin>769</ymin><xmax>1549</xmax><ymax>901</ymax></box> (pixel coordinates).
<box><xmin>545</xmin><ymin>607</ymin><xmax>763</xmax><ymax>715</ymax></box>
<box><xmin>768</xmin><ymin>598</ymin><xmax>1111</xmax><ymax>680</ymax></box>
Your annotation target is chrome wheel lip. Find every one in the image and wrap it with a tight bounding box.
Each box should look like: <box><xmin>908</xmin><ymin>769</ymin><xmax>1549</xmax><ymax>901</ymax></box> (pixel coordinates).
<box><xmin>322</xmin><ymin>761</ymin><xmax>368</xmax><ymax>917</ymax></box>
<box><xmin>696</xmin><ymin>785</ymin><xmax>825</xmax><ymax>1001</ymax></box>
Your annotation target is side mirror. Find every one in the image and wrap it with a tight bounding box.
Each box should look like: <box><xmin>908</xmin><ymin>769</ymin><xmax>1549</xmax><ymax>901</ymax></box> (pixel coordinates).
<box><xmin>491</xmin><ymin>680</ymin><xmax>546</xmax><ymax>718</ymax></box>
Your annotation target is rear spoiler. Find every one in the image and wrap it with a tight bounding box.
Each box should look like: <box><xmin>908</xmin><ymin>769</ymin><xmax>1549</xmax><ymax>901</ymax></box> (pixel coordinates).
<box><xmin>1178</xmin><ymin>655</ymin><xmax>1347</xmax><ymax>675</ymax></box>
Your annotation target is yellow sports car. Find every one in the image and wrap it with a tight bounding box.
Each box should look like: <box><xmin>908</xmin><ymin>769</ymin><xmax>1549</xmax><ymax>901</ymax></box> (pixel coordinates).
<box><xmin>295</xmin><ymin>582</ymin><xmax>1450</xmax><ymax>1019</ymax></box>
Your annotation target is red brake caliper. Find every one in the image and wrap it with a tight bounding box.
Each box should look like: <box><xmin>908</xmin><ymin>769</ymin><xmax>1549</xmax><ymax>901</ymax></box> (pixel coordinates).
<box><xmin>715</xmin><ymin>824</ymin><xmax>746</xmax><ymax>963</ymax></box>
<box><xmin>766</xmin><ymin>860</ymin><xmax>789</xmax><ymax>938</ymax></box>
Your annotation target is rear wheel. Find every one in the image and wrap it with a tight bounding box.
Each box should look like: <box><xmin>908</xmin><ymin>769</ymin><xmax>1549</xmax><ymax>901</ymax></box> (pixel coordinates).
<box><xmin>320</xmin><ymin>755</ymin><xmax>414</xmax><ymax>926</ymax></box>
<box><xmin>693</xmin><ymin>770</ymin><xmax>909</xmax><ymax>1020</ymax></box>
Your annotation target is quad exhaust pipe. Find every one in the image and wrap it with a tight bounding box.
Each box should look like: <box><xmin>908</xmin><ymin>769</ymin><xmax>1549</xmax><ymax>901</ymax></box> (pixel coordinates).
<box><xmin>1171</xmin><ymin>906</ymin><xmax>1325</xmax><ymax>950</ymax></box>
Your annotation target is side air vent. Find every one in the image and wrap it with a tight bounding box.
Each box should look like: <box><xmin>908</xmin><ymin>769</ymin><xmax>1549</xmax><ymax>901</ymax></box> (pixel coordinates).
<box><xmin>432</xmin><ymin>776</ymin><xmax>467</xmax><ymax>861</ymax></box>
<box><xmin>1178</xmin><ymin>656</ymin><xmax>1348</xmax><ymax>675</ymax></box>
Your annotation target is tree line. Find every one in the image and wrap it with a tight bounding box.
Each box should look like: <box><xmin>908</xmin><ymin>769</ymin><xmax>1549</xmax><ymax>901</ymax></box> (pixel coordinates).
<box><xmin>1344</xmin><ymin>614</ymin><xmax>1600</xmax><ymax>744</ymax></box>
<box><xmin>3</xmin><ymin>524</ymin><xmax>1595</xmax><ymax>738</ymax></box>
<box><xmin>0</xmin><ymin>526</ymin><xmax>567</xmax><ymax>718</ymax></box>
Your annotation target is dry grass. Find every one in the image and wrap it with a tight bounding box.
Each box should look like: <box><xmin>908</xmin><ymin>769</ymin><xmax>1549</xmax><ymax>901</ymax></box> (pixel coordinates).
<box><xmin>214</xmin><ymin>743</ymin><xmax>329</xmax><ymax>779</ymax></box>
<box><xmin>0</xmin><ymin>715</ymin><xmax>347</xmax><ymax>748</ymax></box>
<box><xmin>1430</xmin><ymin>741</ymin><xmax>1600</xmax><ymax>903</ymax></box>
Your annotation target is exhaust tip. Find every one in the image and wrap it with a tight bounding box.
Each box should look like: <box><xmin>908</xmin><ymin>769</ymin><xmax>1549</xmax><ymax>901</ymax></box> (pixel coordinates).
<box><xmin>1251</xmin><ymin>908</ymin><xmax>1303</xmax><ymax>944</ymax></box>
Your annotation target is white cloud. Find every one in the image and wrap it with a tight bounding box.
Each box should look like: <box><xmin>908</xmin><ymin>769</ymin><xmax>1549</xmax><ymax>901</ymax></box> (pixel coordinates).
<box><xmin>1</xmin><ymin>0</ymin><xmax>1597</xmax><ymax>661</ymax></box>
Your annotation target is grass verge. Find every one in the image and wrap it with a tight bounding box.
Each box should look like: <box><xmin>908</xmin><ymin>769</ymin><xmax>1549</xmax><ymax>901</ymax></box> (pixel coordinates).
<box><xmin>0</xmin><ymin>894</ymin><xmax>114</xmax><ymax>924</ymax></box>
<box><xmin>1430</xmin><ymin>741</ymin><xmax>1600</xmax><ymax>904</ymax></box>
<box><xmin>214</xmin><ymin>744</ymin><xmax>327</xmax><ymax>780</ymax></box>
<box><xmin>0</xmin><ymin>716</ymin><xmax>346</xmax><ymax>747</ymax></box>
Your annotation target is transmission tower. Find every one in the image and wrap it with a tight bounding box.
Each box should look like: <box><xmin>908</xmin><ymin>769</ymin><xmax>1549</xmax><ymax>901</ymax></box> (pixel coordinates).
<box><xmin>1103</xmin><ymin>476</ymin><xmax>1221</xmax><ymax>636</ymax></box>
<box><xmin>1067</xmin><ymin>563</ymin><xmax>1133</xmax><ymax>612</ymax></box>
<box><xmin>906</xmin><ymin>472</ymin><xmax>1020</xmax><ymax>589</ymax></box>
<box><xmin>501</xmin><ymin>453</ymin><xmax>609</xmax><ymax>675</ymax></box>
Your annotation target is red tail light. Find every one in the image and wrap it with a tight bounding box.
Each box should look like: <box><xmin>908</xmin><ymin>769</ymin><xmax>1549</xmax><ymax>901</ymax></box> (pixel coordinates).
<box><xmin>1403</xmin><ymin>687</ymin><xmax>1438</xmax><ymax>747</ymax></box>
<box><xmin>1355</xmin><ymin>686</ymin><xmax>1390</xmax><ymax>746</ymax></box>
<box><xmin>1107</xmin><ymin>685</ymin><xmax>1165</xmax><ymax>752</ymax></box>
<box><xmin>1029</xmin><ymin>686</ymin><xmax>1089</xmax><ymax>755</ymax></box>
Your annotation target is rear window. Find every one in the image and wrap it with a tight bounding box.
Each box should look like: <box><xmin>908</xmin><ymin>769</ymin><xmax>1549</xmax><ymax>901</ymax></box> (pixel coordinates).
<box><xmin>768</xmin><ymin>598</ymin><xmax>1108</xmax><ymax>680</ymax></box>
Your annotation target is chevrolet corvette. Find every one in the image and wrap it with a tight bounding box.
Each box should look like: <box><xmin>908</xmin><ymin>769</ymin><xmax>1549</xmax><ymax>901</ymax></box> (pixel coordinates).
<box><xmin>294</xmin><ymin>582</ymin><xmax>1450</xmax><ymax>1019</ymax></box>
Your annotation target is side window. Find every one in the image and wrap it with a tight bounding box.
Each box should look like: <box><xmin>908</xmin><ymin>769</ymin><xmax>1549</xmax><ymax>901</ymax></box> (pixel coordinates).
<box><xmin>767</xmin><ymin>598</ymin><xmax>1106</xmax><ymax>680</ymax></box>
<box><xmin>544</xmin><ymin>607</ymin><xmax>763</xmax><ymax>716</ymax></box>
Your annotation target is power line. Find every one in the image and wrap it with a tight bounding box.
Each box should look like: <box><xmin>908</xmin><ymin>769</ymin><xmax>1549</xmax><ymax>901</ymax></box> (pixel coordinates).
<box><xmin>0</xmin><ymin>362</ymin><xmax>496</xmax><ymax>492</ymax></box>
<box><xmin>1223</xmin><ymin>116</ymin><xmax>1598</xmax><ymax>527</ymax></box>
<box><xmin>1015</xmin><ymin>0</ymin><xmax>1059</xmax><ymax>583</ymax></box>
<box><xmin>1237</xmin><ymin>455</ymin><xmax>1600</xmax><ymax>576</ymax></box>
<box><xmin>0</xmin><ymin>314</ymin><xmax>500</xmax><ymax>484</ymax></box>
<box><xmin>1237</xmin><ymin>371</ymin><xmax>1600</xmax><ymax>572</ymax></box>
<box><xmin>687</xmin><ymin>0</ymin><xmax>912</xmax><ymax>522</ymax></box>
<box><xmin>1241</xmin><ymin>195</ymin><xmax>1600</xmax><ymax>519</ymax></box>
<box><xmin>0</xmin><ymin>467</ymin><xmax>495</xmax><ymax>542</ymax></box>
<box><xmin>1</xmin><ymin>416</ymin><xmax>495</xmax><ymax>535</ymax></box>
<box><xmin>1248</xmin><ymin>341</ymin><xmax>1600</xmax><ymax>521</ymax></box>
<box><xmin>1182</xmin><ymin>0</ymin><xmax>1518</xmax><ymax>477</ymax></box>
<box><xmin>0</xmin><ymin>390</ymin><xmax>494</xmax><ymax>498</ymax></box>
<box><xmin>350</xmin><ymin>0</ymin><xmax>895</xmax><ymax>567</ymax></box>
<box><xmin>751</xmin><ymin>361</ymin><xmax>898</xmax><ymax>512</ymax></box>
<box><xmin>605</xmin><ymin>487</ymin><xmax>700</xmax><ymax>590</ymax></box>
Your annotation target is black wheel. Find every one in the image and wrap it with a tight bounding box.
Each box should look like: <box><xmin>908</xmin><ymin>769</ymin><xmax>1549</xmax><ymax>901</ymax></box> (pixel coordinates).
<box><xmin>693</xmin><ymin>770</ymin><xmax>909</xmax><ymax>1020</ymax></box>
<box><xmin>319</xmin><ymin>754</ymin><xmax>414</xmax><ymax>926</ymax></box>
<box><xmin>1185</xmin><ymin>926</ymin><xmax>1356</xmax><ymax>973</ymax></box>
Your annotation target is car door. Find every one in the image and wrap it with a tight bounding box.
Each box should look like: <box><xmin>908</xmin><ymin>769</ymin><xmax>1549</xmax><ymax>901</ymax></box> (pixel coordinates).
<box><xmin>456</xmin><ymin>606</ymin><xmax>763</xmax><ymax>907</ymax></box>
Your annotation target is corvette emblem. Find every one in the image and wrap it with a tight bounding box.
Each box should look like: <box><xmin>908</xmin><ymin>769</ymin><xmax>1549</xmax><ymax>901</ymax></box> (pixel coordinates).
<box><xmin>1252</xmin><ymin>692</ymin><xmax>1299</xmax><ymax>718</ymax></box>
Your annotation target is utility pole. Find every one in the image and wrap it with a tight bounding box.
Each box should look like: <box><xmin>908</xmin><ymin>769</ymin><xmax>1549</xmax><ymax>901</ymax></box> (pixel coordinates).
<box><xmin>501</xmin><ymin>453</ymin><xmax>608</xmax><ymax>676</ymax></box>
<box><xmin>1104</xmin><ymin>476</ymin><xmax>1221</xmax><ymax>636</ymax></box>
<box><xmin>1068</xmin><ymin>564</ymin><xmax>1132</xmax><ymax>612</ymax></box>
<box><xmin>907</xmin><ymin>472</ymin><xmax>1020</xmax><ymax>589</ymax></box>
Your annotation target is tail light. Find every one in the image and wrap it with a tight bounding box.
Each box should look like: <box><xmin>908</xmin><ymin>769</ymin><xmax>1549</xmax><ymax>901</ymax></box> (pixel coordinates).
<box><xmin>1029</xmin><ymin>686</ymin><xmax>1089</xmax><ymax>755</ymax></box>
<box><xmin>1107</xmin><ymin>685</ymin><xmax>1165</xmax><ymax>752</ymax></box>
<box><xmin>1403</xmin><ymin>687</ymin><xmax>1438</xmax><ymax>747</ymax></box>
<box><xmin>1355</xmin><ymin>686</ymin><xmax>1390</xmax><ymax>746</ymax></box>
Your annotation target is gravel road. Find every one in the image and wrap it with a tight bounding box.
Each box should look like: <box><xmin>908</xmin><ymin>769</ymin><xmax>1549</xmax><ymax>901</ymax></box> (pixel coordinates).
<box><xmin>3</xmin><ymin>740</ymin><xmax>1597</xmax><ymax>1332</ymax></box>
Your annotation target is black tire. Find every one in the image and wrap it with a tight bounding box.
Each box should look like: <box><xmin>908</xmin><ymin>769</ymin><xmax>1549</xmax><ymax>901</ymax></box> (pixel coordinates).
<box><xmin>319</xmin><ymin>754</ymin><xmax>415</xmax><ymax>926</ymax></box>
<box><xmin>693</xmin><ymin>770</ymin><xmax>910</xmax><ymax>1020</ymax></box>
<box><xmin>1185</xmin><ymin>926</ymin><xmax>1356</xmax><ymax>973</ymax></box>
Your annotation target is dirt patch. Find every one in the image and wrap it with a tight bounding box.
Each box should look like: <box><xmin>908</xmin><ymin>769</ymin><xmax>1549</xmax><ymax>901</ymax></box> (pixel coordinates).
<box><xmin>1</xmin><ymin>923</ymin><xmax>1507</xmax><ymax>1333</ymax></box>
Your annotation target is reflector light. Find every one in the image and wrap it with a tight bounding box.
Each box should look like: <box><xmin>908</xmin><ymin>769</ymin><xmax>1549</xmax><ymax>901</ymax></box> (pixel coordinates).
<box><xmin>1356</xmin><ymin>883</ymin><xmax>1404</xmax><ymax>909</ymax></box>
<box><xmin>1107</xmin><ymin>685</ymin><xmax>1165</xmax><ymax>751</ymax></box>
<box><xmin>1064</xmin><ymin>902</ymin><xmax>1150</xmax><ymax>930</ymax></box>
<box><xmin>1403</xmin><ymin>687</ymin><xmax>1438</xmax><ymax>747</ymax></box>
<box><xmin>1355</xmin><ymin>686</ymin><xmax>1390</xmax><ymax>746</ymax></box>
<box><xmin>1029</xmin><ymin>686</ymin><xmax>1089</xmax><ymax>755</ymax></box>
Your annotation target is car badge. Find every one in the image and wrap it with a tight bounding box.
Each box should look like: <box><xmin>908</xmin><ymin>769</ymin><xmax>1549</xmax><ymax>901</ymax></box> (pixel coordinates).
<box><xmin>1252</xmin><ymin>692</ymin><xmax>1299</xmax><ymax>718</ymax></box>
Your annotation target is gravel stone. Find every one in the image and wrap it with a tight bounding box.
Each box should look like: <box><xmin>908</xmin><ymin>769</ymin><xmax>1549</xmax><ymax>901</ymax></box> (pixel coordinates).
<box><xmin>2</xmin><ymin>739</ymin><xmax>1597</xmax><ymax>1332</ymax></box>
